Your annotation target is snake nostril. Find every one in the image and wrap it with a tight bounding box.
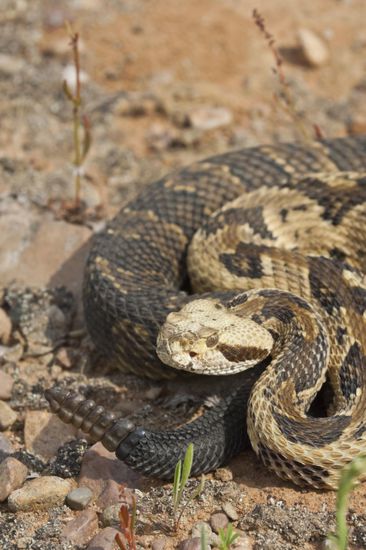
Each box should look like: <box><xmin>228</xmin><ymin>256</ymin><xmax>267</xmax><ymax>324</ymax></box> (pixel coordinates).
<box><xmin>189</xmin><ymin>351</ymin><xmax>198</xmax><ymax>357</ymax></box>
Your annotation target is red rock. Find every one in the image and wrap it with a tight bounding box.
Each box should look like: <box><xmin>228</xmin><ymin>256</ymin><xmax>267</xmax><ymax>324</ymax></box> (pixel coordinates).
<box><xmin>61</xmin><ymin>509</ymin><xmax>99</xmax><ymax>546</ymax></box>
<box><xmin>24</xmin><ymin>410</ymin><xmax>78</xmax><ymax>461</ymax></box>
<box><xmin>87</xmin><ymin>527</ymin><xmax>120</xmax><ymax>550</ymax></box>
<box><xmin>79</xmin><ymin>442</ymin><xmax>143</xmax><ymax>508</ymax></box>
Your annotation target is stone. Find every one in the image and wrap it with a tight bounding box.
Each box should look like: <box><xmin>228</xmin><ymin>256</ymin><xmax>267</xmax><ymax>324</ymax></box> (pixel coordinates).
<box><xmin>24</xmin><ymin>410</ymin><xmax>78</xmax><ymax>461</ymax></box>
<box><xmin>3</xmin><ymin>287</ymin><xmax>74</xmax><ymax>355</ymax></box>
<box><xmin>0</xmin><ymin>198</ymin><xmax>92</xmax><ymax>309</ymax></box>
<box><xmin>0</xmin><ymin>433</ymin><xmax>14</xmax><ymax>456</ymax></box>
<box><xmin>54</xmin><ymin>347</ymin><xmax>73</xmax><ymax>368</ymax></box>
<box><xmin>7</xmin><ymin>475</ymin><xmax>73</xmax><ymax>511</ymax></box>
<box><xmin>0</xmin><ymin>308</ymin><xmax>12</xmax><ymax>345</ymax></box>
<box><xmin>187</xmin><ymin>107</ymin><xmax>232</xmax><ymax>131</ymax></box>
<box><xmin>222</xmin><ymin>501</ymin><xmax>239</xmax><ymax>521</ymax></box>
<box><xmin>0</xmin><ymin>457</ymin><xmax>28</xmax><ymax>501</ymax></box>
<box><xmin>0</xmin><ymin>371</ymin><xmax>14</xmax><ymax>400</ymax></box>
<box><xmin>79</xmin><ymin>442</ymin><xmax>143</xmax><ymax>507</ymax></box>
<box><xmin>180</xmin><ymin>537</ymin><xmax>209</xmax><ymax>550</ymax></box>
<box><xmin>87</xmin><ymin>527</ymin><xmax>120</xmax><ymax>550</ymax></box>
<box><xmin>0</xmin><ymin>401</ymin><xmax>17</xmax><ymax>430</ymax></box>
<box><xmin>214</xmin><ymin>468</ymin><xmax>233</xmax><ymax>482</ymax></box>
<box><xmin>151</xmin><ymin>536</ymin><xmax>167</xmax><ymax>550</ymax></box>
<box><xmin>61</xmin><ymin>509</ymin><xmax>99</xmax><ymax>546</ymax></box>
<box><xmin>66</xmin><ymin>486</ymin><xmax>93</xmax><ymax>510</ymax></box>
<box><xmin>191</xmin><ymin>521</ymin><xmax>212</xmax><ymax>540</ymax></box>
<box><xmin>210</xmin><ymin>512</ymin><xmax>229</xmax><ymax>533</ymax></box>
<box><xmin>101</xmin><ymin>503</ymin><xmax>121</xmax><ymax>527</ymax></box>
<box><xmin>298</xmin><ymin>28</ymin><xmax>330</xmax><ymax>67</ymax></box>
<box><xmin>0</xmin><ymin>344</ymin><xmax>23</xmax><ymax>363</ymax></box>
<box><xmin>232</xmin><ymin>535</ymin><xmax>253</xmax><ymax>550</ymax></box>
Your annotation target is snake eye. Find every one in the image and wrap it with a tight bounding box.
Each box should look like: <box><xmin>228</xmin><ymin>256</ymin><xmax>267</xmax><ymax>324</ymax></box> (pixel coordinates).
<box><xmin>206</xmin><ymin>334</ymin><xmax>219</xmax><ymax>348</ymax></box>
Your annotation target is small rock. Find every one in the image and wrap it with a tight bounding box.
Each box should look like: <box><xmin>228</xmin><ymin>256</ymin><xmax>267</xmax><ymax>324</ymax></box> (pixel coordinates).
<box><xmin>0</xmin><ymin>371</ymin><xmax>13</xmax><ymax>400</ymax></box>
<box><xmin>144</xmin><ymin>386</ymin><xmax>162</xmax><ymax>400</ymax></box>
<box><xmin>222</xmin><ymin>501</ymin><xmax>239</xmax><ymax>521</ymax></box>
<box><xmin>180</xmin><ymin>537</ymin><xmax>209</xmax><ymax>550</ymax></box>
<box><xmin>0</xmin><ymin>457</ymin><xmax>28</xmax><ymax>501</ymax></box>
<box><xmin>101</xmin><ymin>503</ymin><xmax>121</xmax><ymax>527</ymax></box>
<box><xmin>0</xmin><ymin>199</ymin><xmax>92</xmax><ymax>309</ymax></box>
<box><xmin>0</xmin><ymin>343</ymin><xmax>23</xmax><ymax>363</ymax></box>
<box><xmin>191</xmin><ymin>521</ymin><xmax>212</xmax><ymax>540</ymax></box>
<box><xmin>151</xmin><ymin>536</ymin><xmax>167</xmax><ymax>550</ymax></box>
<box><xmin>79</xmin><ymin>442</ymin><xmax>142</xmax><ymax>507</ymax></box>
<box><xmin>7</xmin><ymin>475</ymin><xmax>73</xmax><ymax>511</ymax></box>
<box><xmin>3</xmin><ymin>286</ymin><xmax>74</xmax><ymax>355</ymax></box>
<box><xmin>232</xmin><ymin>535</ymin><xmax>253</xmax><ymax>550</ymax></box>
<box><xmin>214</xmin><ymin>468</ymin><xmax>233</xmax><ymax>482</ymax></box>
<box><xmin>187</xmin><ymin>107</ymin><xmax>233</xmax><ymax>131</ymax></box>
<box><xmin>66</xmin><ymin>486</ymin><xmax>93</xmax><ymax>510</ymax></box>
<box><xmin>0</xmin><ymin>401</ymin><xmax>17</xmax><ymax>430</ymax></box>
<box><xmin>0</xmin><ymin>308</ymin><xmax>12</xmax><ymax>345</ymax></box>
<box><xmin>0</xmin><ymin>433</ymin><xmax>14</xmax><ymax>456</ymax></box>
<box><xmin>298</xmin><ymin>28</ymin><xmax>330</xmax><ymax>67</ymax></box>
<box><xmin>87</xmin><ymin>527</ymin><xmax>120</xmax><ymax>550</ymax></box>
<box><xmin>24</xmin><ymin>410</ymin><xmax>78</xmax><ymax>461</ymax></box>
<box><xmin>54</xmin><ymin>347</ymin><xmax>73</xmax><ymax>368</ymax></box>
<box><xmin>61</xmin><ymin>509</ymin><xmax>99</xmax><ymax>546</ymax></box>
<box><xmin>210</xmin><ymin>512</ymin><xmax>229</xmax><ymax>533</ymax></box>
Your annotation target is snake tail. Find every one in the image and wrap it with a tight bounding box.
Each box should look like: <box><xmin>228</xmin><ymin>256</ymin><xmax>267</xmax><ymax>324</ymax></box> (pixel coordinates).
<box><xmin>45</xmin><ymin>384</ymin><xmax>253</xmax><ymax>479</ymax></box>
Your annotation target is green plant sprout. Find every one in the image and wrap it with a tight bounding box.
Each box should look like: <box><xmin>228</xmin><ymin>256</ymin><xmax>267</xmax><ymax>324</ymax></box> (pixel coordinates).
<box><xmin>327</xmin><ymin>454</ymin><xmax>366</xmax><ymax>550</ymax></box>
<box><xmin>200</xmin><ymin>524</ymin><xmax>209</xmax><ymax>550</ymax></box>
<box><xmin>218</xmin><ymin>523</ymin><xmax>240</xmax><ymax>550</ymax></box>
<box><xmin>172</xmin><ymin>442</ymin><xmax>205</xmax><ymax>530</ymax></box>
<box><xmin>63</xmin><ymin>21</ymin><xmax>91</xmax><ymax>209</ymax></box>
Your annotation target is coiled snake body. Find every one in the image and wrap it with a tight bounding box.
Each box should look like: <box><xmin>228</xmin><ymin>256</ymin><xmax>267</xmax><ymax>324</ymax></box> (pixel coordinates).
<box><xmin>46</xmin><ymin>135</ymin><xmax>366</xmax><ymax>489</ymax></box>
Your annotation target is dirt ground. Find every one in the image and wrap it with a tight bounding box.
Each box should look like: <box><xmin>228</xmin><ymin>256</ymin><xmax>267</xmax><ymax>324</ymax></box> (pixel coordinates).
<box><xmin>1</xmin><ymin>0</ymin><xmax>366</xmax><ymax>548</ymax></box>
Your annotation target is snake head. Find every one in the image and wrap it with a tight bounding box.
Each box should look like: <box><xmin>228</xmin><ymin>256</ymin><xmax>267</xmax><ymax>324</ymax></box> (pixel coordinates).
<box><xmin>156</xmin><ymin>297</ymin><xmax>273</xmax><ymax>375</ymax></box>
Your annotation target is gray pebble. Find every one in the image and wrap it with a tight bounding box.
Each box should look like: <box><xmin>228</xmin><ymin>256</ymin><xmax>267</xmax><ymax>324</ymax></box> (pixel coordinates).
<box><xmin>101</xmin><ymin>503</ymin><xmax>121</xmax><ymax>527</ymax></box>
<box><xmin>66</xmin><ymin>486</ymin><xmax>93</xmax><ymax>510</ymax></box>
<box><xmin>0</xmin><ymin>433</ymin><xmax>14</xmax><ymax>455</ymax></box>
<box><xmin>180</xmin><ymin>537</ymin><xmax>210</xmax><ymax>550</ymax></box>
<box><xmin>210</xmin><ymin>512</ymin><xmax>229</xmax><ymax>533</ymax></box>
<box><xmin>222</xmin><ymin>501</ymin><xmax>239</xmax><ymax>521</ymax></box>
<box><xmin>151</xmin><ymin>536</ymin><xmax>167</xmax><ymax>550</ymax></box>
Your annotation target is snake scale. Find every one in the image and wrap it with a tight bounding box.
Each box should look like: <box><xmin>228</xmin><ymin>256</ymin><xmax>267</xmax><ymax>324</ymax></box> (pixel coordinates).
<box><xmin>46</xmin><ymin>135</ymin><xmax>366</xmax><ymax>489</ymax></box>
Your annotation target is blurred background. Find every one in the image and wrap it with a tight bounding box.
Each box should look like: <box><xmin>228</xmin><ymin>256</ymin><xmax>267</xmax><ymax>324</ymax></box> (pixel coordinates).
<box><xmin>2</xmin><ymin>0</ymin><xmax>366</xmax><ymax>213</ymax></box>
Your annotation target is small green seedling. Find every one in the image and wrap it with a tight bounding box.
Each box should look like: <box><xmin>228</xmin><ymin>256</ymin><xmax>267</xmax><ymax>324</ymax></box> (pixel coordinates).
<box><xmin>172</xmin><ymin>443</ymin><xmax>205</xmax><ymax>530</ymax></box>
<box><xmin>218</xmin><ymin>523</ymin><xmax>240</xmax><ymax>550</ymax></box>
<box><xmin>327</xmin><ymin>453</ymin><xmax>366</xmax><ymax>550</ymax></box>
<box><xmin>200</xmin><ymin>524</ymin><xmax>208</xmax><ymax>550</ymax></box>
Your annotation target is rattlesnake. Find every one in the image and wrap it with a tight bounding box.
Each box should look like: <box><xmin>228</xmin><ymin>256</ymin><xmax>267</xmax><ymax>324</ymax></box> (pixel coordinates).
<box><xmin>46</xmin><ymin>135</ymin><xmax>366</xmax><ymax>489</ymax></box>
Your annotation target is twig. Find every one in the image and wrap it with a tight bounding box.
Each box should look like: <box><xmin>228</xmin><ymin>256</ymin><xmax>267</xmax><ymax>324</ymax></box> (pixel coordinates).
<box><xmin>63</xmin><ymin>22</ymin><xmax>91</xmax><ymax>208</ymax></box>
<box><xmin>252</xmin><ymin>9</ymin><xmax>321</xmax><ymax>143</ymax></box>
